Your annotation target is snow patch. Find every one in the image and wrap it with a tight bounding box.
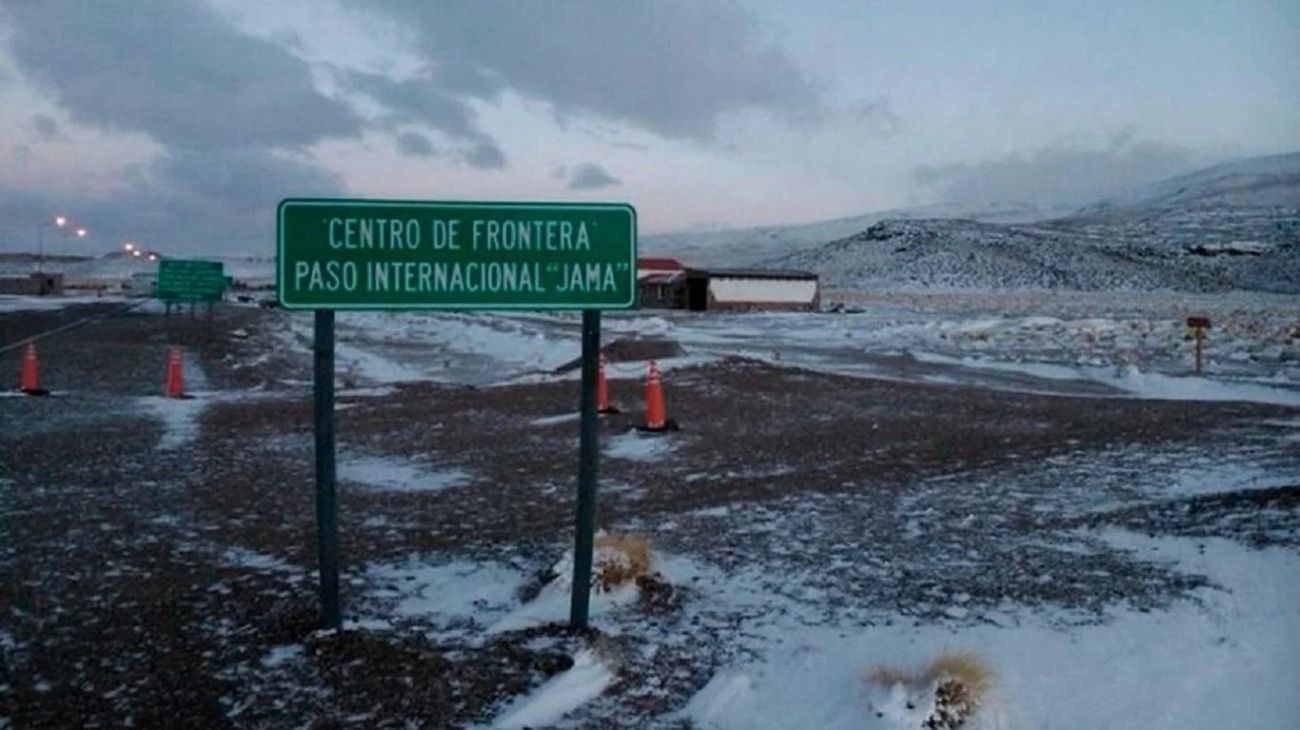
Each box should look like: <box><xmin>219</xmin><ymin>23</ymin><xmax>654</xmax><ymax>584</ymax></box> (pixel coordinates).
<box><xmin>911</xmin><ymin>351</ymin><xmax>1087</xmax><ymax>381</ymax></box>
<box><xmin>1163</xmin><ymin>462</ymin><xmax>1300</xmax><ymax>498</ymax></box>
<box><xmin>604</xmin><ymin>431</ymin><xmax>677</xmax><ymax>462</ymax></box>
<box><xmin>488</xmin><ymin>549</ymin><xmax>640</xmax><ymax>635</ymax></box>
<box><xmin>138</xmin><ymin>395</ymin><xmax>209</xmax><ymax>450</ymax></box>
<box><xmin>261</xmin><ymin>644</ymin><xmax>303</xmax><ymax>668</ymax></box>
<box><xmin>530</xmin><ymin>412</ymin><xmax>580</xmax><ymax>427</ymax></box>
<box><xmin>365</xmin><ymin>559</ymin><xmax>525</xmax><ymax>634</ymax></box>
<box><xmin>222</xmin><ymin>547</ymin><xmax>298</xmax><ymax>574</ymax></box>
<box><xmin>339</xmin><ymin>455</ymin><xmax>471</xmax><ymax>493</ymax></box>
<box><xmin>1110</xmin><ymin>368</ymin><xmax>1300</xmax><ymax>406</ymax></box>
<box><xmin>0</xmin><ymin>294</ymin><xmax>120</xmax><ymax>312</ymax></box>
<box><xmin>491</xmin><ymin>649</ymin><xmax>615</xmax><ymax>729</ymax></box>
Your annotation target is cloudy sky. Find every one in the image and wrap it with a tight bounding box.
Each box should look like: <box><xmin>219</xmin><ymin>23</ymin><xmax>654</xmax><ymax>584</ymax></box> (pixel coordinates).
<box><xmin>1</xmin><ymin>0</ymin><xmax>1296</xmax><ymax>254</ymax></box>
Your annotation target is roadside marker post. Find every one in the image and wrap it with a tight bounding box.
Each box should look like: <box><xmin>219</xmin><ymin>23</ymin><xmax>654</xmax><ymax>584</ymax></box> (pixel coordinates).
<box><xmin>1187</xmin><ymin>316</ymin><xmax>1211</xmax><ymax>375</ymax></box>
<box><xmin>276</xmin><ymin>199</ymin><xmax>636</xmax><ymax>631</ymax></box>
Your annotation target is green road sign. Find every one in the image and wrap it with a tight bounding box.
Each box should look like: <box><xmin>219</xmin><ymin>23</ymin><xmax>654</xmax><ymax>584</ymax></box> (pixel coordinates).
<box><xmin>157</xmin><ymin>259</ymin><xmax>226</xmax><ymax>302</ymax></box>
<box><xmin>277</xmin><ymin>199</ymin><xmax>637</xmax><ymax>310</ymax></box>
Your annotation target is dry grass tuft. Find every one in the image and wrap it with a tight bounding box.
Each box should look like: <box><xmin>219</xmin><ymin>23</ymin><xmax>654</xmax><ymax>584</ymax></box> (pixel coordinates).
<box><xmin>865</xmin><ymin>651</ymin><xmax>995</xmax><ymax>730</ymax></box>
<box><xmin>593</xmin><ymin>532</ymin><xmax>652</xmax><ymax>591</ymax></box>
<box><xmin>923</xmin><ymin>651</ymin><xmax>993</xmax><ymax>695</ymax></box>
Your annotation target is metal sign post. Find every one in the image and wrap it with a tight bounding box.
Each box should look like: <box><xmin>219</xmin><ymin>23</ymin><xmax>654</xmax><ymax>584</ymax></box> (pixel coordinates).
<box><xmin>313</xmin><ymin>310</ymin><xmax>340</xmax><ymax>630</ymax></box>
<box><xmin>569</xmin><ymin>310</ymin><xmax>601</xmax><ymax>628</ymax></box>
<box><xmin>276</xmin><ymin>198</ymin><xmax>637</xmax><ymax>631</ymax></box>
<box><xmin>1187</xmin><ymin>316</ymin><xmax>1211</xmax><ymax>375</ymax></box>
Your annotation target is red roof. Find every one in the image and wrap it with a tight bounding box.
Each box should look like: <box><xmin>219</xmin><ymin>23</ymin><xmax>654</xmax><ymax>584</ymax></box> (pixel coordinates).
<box><xmin>637</xmin><ymin>257</ymin><xmax>685</xmax><ymax>271</ymax></box>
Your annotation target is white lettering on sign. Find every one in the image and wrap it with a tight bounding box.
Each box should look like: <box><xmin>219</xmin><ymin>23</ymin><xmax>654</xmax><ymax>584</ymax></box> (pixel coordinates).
<box><xmin>362</xmin><ymin>261</ymin><xmax>549</xmax><ymax>294</ymax></box>
<box><xmin>556</xmin><ymin>263</ymin><xmax>617</xmax><ymax>293</ymax></box>
<box><xmin>327</xmin><ymin>218</ymin><xmax>422</xmax><ymax>250</ymax></box>
<box><xmin>471</xmin><ymin>220</ymin><xmax>593</xmax><ymax>252</ymax></box>
<box><xmin>298</xmin><ymin>260</ymin><xmax>360</xmax><ymax>292</ymax></box>
<box><xmin>429</xmin><ymin>219</ymin><xmax>460</xmax><ymax>250</ymax></box>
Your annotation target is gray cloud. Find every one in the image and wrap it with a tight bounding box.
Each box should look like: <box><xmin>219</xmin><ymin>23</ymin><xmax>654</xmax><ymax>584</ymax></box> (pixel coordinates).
<box><xmin>353</xmin><ymin>1</ymin><xmax>820</xmax><ymax>141</ymax></box>
<box><xmin>3</xmin><ymin>0</ymin><xmax>360</xmax><ymax>150</ymax></box>
<box><xmin>10</xmin><ymin>143</ymin><xmax>31</xmax><ymax>169</ymax></box>
<box><xmin>156</xmin><ymin>148</ymin><xmax>341</xmax><ymax>215</ymax></box>
<box><xmin>339</xmin><ymin>69</ymin><xmax>506</xmax><ymax>168</ymax></box>
<box><xmin>30</xmin><ymin>114</ymin><xmax>59</xmax><ymax>141</ymax></box>
<box><xmin>565</xmin><ymin>163</ymin><xmax>621</xmax><ymax>190</ymax></box>
<box><xmin>342</xmin><ymin>70</ymin><xmax>478</xmax><ymax>139</ymax></box>
<box><xmin>395</xmin><ymin>131</ymin><xmax>436</xmax><ymax>158</ymax></box>
<box><xmin>0</xmin><ymin>149</ymin><xmax>342</xmax><ymax>254</ymax></box>
<box><xmin>849</xmin><ymin>97</ymin><xmax>903</xmax><ymax>138</ymax></box>
<box><xmin>0</xmin><ymin>1</ymin><xmax>354</xmax><ymax>255</ymax></box>
<box><xmin>914</xmin><ymin>135</ymin><xmax>1202</xmax><ymax>205</ymax></box>
<box><xmin>463</xmin><ymin>139</ymin><xmax>506</xmax><ymax>170</ymax></box>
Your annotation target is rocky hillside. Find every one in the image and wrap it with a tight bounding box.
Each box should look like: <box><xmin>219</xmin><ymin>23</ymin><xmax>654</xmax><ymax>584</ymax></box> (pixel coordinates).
<box><xmin>640</xmin><ymin>201</ymin><xmax>1075</xmax><ymax>268</ymax></box>
<box><xmin>766</xmin><ymin>217</ymin><xmax>1298</xmax><ymax>293</ymax></box>
<box><xmin>762</xmin><ymin>152</ymin><xmax>1300</xmax><ymax>293</ymax></box>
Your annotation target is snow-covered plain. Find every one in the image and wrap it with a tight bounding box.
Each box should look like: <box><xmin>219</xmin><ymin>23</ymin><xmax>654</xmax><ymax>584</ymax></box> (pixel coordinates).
<box><xmin>270</xmin><ymin>291</ymin><xmax>1299</xmax><ymax>407</ymax></box>
<box><xmin>357</xmin><ymin>516</ymin><xmax>1300</xmax><ymax>728</ymax></box>
<box><xmin>0</xmin><ymin>293</ymin><xmax>123</xmax><ymax>313</ymax></box>
<box><xmin>683</xmin><ymin>539</ymin><xmax>1299</xmax><ymax>730</ymax></box>
<box><xmin>292</xmin><ymin>289</ymin><xmax>1300</xmax><ymax>728</ymax></box>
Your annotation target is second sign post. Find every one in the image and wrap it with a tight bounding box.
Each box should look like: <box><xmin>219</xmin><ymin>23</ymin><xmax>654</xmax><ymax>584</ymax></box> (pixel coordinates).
<box><xmin>277</xmin><ymin>199</ymin><xmax>638</xmax><ymax>630</ymax></box>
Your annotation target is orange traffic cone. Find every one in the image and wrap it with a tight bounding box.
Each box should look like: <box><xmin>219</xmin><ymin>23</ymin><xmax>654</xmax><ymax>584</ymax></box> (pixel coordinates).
<box><xmin>641</xmin><ymin>360</ymin><xmax>669</xmax><ymax>431</ymax></box>
<box><xmin>597</xmin><ymin>354</ymin><xmax>619</xmax><ymax>414</ymax></box>
<box><xmin>20</xmin><ymin>342</ymin><xmax>47</xmax><ymax>395</ymax></box>
<box><xmin>165</xmin><ymin>346</ymin><xmax>186</xmax><ymax>398</ymax></box>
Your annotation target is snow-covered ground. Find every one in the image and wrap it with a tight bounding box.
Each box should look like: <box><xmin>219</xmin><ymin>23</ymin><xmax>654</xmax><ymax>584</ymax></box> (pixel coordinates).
<box><xmin>0</xmin><ymin>293</ymin><xmax>125</xmax><ymax>313</ymax></box>
<box><xmin>4</xmin><ymin>285</ymin><xmax>1296</xmax><ymax>728</ymax></box>
<box><xmin>265</xmin><ymin>291</ymin><xmax>1299</xmax><ymax>406</ymax></box>
<box><xmin>357</xmin><ymin>476</ymin><xmax>1300</xmax><ymax>728</ymax></box>
<box><xmin>258</xmin><ymin>289</ymin><xmax>1297</xmax><ymax>728</ymax></box>
<box><xmin>679</xmin><ymin>532</ymin><xmax>1300</xmax><ymax>730</ymax></box>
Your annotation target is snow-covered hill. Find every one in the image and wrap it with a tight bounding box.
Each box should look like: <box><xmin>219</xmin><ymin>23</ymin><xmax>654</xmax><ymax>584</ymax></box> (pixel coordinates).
<box><xmin>641</xmin><ymin>201</ymin><xmax>1075</xmax><ymax>267</ymax></box>
<box><xmin>761</xmin><ymin>152</ymin><xmax>1299</xmax><ymax>293</ymax></box>
<box><xmin>0</xmin><ymin>253</ymin><xmax>275</xmax><ymax>284</ymax></box>
<box><xmin>648</xmin><ymin>151</ymin><xmax>1298</xmax><ymax>293</ymax></box>
<box><xmin>1083</xmin><ymin>151</ymin><xmax>1300</xmax><ymax>210</ymax></box>
<box><xmin>775</xmin><ymin>217</ymin><xmax>1296</xmax><ymax>292</ymax></box>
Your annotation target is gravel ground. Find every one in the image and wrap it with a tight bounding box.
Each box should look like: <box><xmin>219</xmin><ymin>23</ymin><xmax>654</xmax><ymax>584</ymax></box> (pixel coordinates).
<box><xmin>1</xmin><ymin>303</ymin><xmax>1296</xmax><ymax>728</ymax></box>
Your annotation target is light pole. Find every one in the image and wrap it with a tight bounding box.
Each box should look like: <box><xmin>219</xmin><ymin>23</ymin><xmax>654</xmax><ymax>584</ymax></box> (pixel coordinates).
<box><xmin>35</xmin><ymin>216</ymin><xmax>86</xmax><ymax>270</ymax></box>
<box><xmin>35</xmin><ymin>215</ymin><xmax>66</xmax><ymax>271</ymax></box>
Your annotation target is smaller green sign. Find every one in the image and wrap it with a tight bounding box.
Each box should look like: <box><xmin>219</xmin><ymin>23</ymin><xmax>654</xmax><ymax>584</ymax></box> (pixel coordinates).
<box><xmin>158</xmin><ymin>259</ymin><xmax>226</xmax><ymax>303</ymax></box>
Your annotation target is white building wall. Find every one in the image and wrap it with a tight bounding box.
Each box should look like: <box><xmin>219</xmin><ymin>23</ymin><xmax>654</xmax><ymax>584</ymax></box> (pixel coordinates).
<box><xmin>707</xmin><ymin>277</ymin><xmax>817</xmax><ymax>304</ymax></box>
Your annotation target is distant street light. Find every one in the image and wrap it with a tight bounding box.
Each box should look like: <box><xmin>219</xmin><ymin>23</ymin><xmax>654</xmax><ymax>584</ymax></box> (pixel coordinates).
<box><xmin>131</xmin><ymin>249</ymin><xmax>142</xmax><ymax>257</ymax></box>
<box><xmin>148</xmin><ymin>254</ymin><xmax>158</xmax><ymax>262</ymax></box>
<box><xmin>35</xmin><ymin>214</ymin><xmax>76</xmax><ymax>271</ymax></box>
<box><xmin>123</xmin><ymin>242</ymin><xmax>135</xmax><ymax>252</ymax></box>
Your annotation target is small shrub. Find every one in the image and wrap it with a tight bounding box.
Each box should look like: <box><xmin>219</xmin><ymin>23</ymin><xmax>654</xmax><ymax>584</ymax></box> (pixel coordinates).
<box><xmin>865</xmin><ymin>651</ymin><xmax>994</xmax><ymax>730</ymax></box>
<box><xmin>593</xmin><ymin>532</ymin><xmax>651</xmax><ymax>591</ymax></box>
